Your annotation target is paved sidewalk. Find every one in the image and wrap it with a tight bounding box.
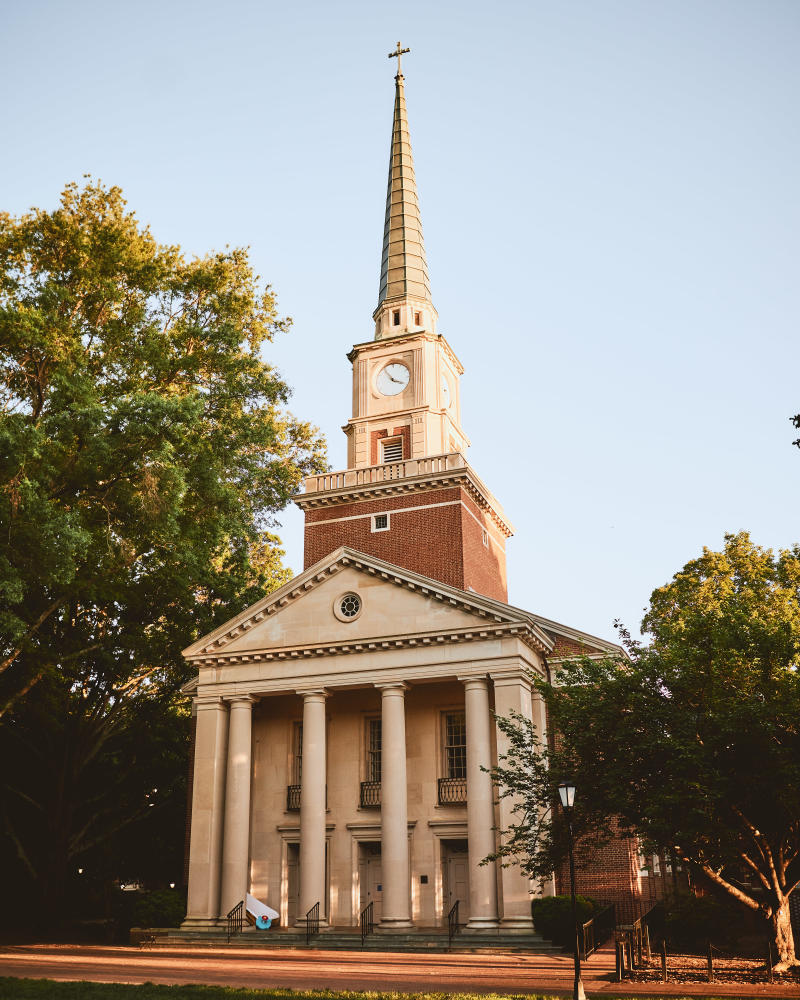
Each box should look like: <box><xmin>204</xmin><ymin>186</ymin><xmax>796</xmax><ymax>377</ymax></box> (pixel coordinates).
<box><xmin>0</xmin><ymin>943</ymin><xmax>798</xmax><ymax>998</ymax></box>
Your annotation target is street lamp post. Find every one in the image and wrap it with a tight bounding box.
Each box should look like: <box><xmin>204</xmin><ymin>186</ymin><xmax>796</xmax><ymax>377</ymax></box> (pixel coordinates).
<box><xmin>558</xmin><ymin>781</ymin><xmax>586</xmax><ymax>1000</ymax></box>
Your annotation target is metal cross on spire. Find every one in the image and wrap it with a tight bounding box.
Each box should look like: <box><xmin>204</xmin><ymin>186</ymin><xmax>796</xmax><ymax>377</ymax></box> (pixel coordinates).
<box><xmin>388</xmin><ymin>41</ymin><xmax>410</xmax><ymax>76</ymax></box>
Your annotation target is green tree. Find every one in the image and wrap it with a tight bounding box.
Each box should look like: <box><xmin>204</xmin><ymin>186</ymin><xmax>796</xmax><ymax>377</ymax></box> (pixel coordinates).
<box><xmin>490</xmin><ymin>533</ymin><xmax>800</xmax><ymax>969</ymax></box>
<box><xmin>0</xmin><ymin>179</ymin><xmax>325</xmax><ymax>917</ymax></box>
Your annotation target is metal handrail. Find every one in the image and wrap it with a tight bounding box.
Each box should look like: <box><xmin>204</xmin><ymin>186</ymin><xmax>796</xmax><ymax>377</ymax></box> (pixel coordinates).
<box><xmin>286</xmin><ymin>784</ymin><xmax>301</xmax><ymax>811</ymax></box>
<box><xmin>305</xmin><ymin>901</ymin><xmax>320</xmax><ymax>946</ymax></box>
<box><xmin>227</xmin><ymin>899</ymin><xmax>244</xmax><ymax>943</ymax></box>
<box><xmin>582</xmin><ymin>903</ymin><xmax>616</xmax><ymax>959</ymax></box>
<box><xmin>447</xmin><ymin>899</ymin><xmax>460</xmax><ymax>948</ymax></box>
<box><xmin>360</xmin><ymin>900</ymin><xmax>375</xmax><ymax>947</ymax></box>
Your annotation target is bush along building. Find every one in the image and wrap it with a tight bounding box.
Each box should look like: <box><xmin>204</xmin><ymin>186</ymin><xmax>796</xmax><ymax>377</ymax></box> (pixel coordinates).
<box><xmin>180</xmin><ymin>49</ymin><xmax>655</xmax><ymax>939</ymax></box>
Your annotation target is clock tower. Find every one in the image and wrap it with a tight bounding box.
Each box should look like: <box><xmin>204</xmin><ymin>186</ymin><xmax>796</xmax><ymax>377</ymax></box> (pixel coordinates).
<box><xmin>296</xmin><ymin>50</ymin><xmax>513</xmax><ymax>602</ymax></box>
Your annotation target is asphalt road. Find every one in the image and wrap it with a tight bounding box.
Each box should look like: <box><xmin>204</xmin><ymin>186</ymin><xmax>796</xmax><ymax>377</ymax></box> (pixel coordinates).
<box><xmin>0</xmin><ymin>943</ymin><xmax>798</xmax><ymax>998</ymax></box>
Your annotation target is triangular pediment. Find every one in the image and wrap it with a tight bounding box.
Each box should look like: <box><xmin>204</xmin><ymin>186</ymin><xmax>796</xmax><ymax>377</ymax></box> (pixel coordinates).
<box><xmin>183</xmin><ymin>547</ymin><xmax>553</xmax><ymax>662</ymax></box>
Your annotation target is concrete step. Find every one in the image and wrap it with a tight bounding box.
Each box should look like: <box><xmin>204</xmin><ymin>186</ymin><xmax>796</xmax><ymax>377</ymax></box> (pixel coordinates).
<box><xmin>154</xmin><ymin>926</ymin><xmax>560</xmax><ymax>954</ymax></box>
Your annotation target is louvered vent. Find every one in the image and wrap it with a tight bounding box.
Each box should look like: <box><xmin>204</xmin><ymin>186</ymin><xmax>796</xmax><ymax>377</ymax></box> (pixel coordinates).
<box><xmin>382</xmin><ymin>440</ymin><xmax>403</xmax><ymax>463</ymax></box>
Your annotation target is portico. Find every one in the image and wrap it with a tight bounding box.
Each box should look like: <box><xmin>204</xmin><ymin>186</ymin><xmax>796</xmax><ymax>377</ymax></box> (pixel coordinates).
<box><xmin>182</xmin><ymin>549</ymin><xmax>560</xmax><ymax>931</ymax></box>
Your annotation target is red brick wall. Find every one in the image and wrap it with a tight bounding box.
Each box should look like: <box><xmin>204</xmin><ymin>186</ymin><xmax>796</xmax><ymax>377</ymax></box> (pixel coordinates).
<box><xmin>556</xmin><ymin>822</ymin><xmax>644</xmax><ymax>921</ymax></box>
<box><xmin>303</xmin><ymin>485</ymin><xmax>507</xmax><ymax>600</ymax></box>
<box><xmin>459</xmin><ymin>491</ymin><xmax>507</xmax><ymax>602</ymax></box>
<box><xmin>555</xmin><ymin>827</ymin><xmax>676</xmax><ymax>923</ymax></box>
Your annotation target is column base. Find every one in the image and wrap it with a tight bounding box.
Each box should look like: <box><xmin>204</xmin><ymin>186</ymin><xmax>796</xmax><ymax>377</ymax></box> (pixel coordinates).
<box><xmin>181</xmin><ymin>917</ymin><xmax>225</xmax><ymax>930</ymax></box>
<box><xmin>378</xmin><ymin>919</ymin><xmax>414</xmax><ymax>930</ymax></box>
<box><xmin>464</xmin><ymin>918</ymin><xmax>500</xmax><ymax>932</ymax></box>
<box><xmin>500</xmin><ymin>916</ymin><xmax>535</xmax><ymax>932</ymax></box>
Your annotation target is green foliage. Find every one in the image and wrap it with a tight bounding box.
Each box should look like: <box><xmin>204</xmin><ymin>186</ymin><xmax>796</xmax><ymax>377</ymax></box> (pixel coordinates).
<box><xmin>530</xmin><ymin>894</ymin><xmax>598</xmax><ymax>948</ymax></box>
<box><xmin>664</xmin><ymin>894</ymin><xmax>751</xmax><ymax>953</ymax></box>
<box><xmin>488</xmin><ymin>533</ymin><xmax>800</xmax><ymax>965</ymax></box>
<box><xmin>0</xmin><ymin>179</ymin><xmax>326</xmax><ymax>919</ymax></box>
<box><xmin>128</xmin><ymin>889</ymin><xmax>187</xmax><ymax>930</ymax></box>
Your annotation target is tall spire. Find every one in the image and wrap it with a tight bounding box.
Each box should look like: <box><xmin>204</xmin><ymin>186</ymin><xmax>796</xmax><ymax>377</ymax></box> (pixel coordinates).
<box><xmin>375</xmin><ymin>44</ymin><xmax>433</xmax><ymax>327</ymax></box>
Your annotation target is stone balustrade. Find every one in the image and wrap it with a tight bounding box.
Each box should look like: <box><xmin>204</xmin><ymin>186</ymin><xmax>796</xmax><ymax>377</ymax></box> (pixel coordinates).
<box><xmin>302</xmin><ymin>452</ymin><xmax>467</xmax><ymax>495</ymax></box>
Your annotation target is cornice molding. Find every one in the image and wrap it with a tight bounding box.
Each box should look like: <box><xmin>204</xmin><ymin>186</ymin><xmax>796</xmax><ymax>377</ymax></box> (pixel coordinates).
<box><xmin>296</xmin><ymin>464</ymin><xmax>514</xmax><ymax>537</ymax></box>
<box><xmin>347</xmin><ymin>331</ymin><xmax>464</xmax><ymax>375</ymax></box>
<box><xmin>189</xmin><ymin>620</ymin><xmax>547</xmax><ymax>666</ymax></box>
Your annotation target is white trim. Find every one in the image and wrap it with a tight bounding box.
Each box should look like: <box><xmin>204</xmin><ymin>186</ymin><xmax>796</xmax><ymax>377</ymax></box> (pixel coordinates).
<box><xmin>307</xmin><ymin>498</ymin><xmax>505</xmax><ymax>555</ymax></box>
<box><xmin>371</xmin><ymin>512</ymin><xmax>391</xmax><ymax>532</ymax></box>
<box><xmin>307</xmin><ymin>499</ymin><xmax>460</xmax><ymax>526</ymax></box>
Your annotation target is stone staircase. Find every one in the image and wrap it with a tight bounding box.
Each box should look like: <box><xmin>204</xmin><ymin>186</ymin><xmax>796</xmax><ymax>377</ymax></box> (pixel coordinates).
<box><xmin>151</xmin><ymin>924</ymin><xmax>560</xmax><ymax>954</ymax></box>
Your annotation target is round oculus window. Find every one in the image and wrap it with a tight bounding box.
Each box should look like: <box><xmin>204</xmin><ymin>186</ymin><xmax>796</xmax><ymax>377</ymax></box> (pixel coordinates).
<box><xmin>334</xmin><ymin>592</ymin><xmax>363</xmax><ymax>622</ymax></box>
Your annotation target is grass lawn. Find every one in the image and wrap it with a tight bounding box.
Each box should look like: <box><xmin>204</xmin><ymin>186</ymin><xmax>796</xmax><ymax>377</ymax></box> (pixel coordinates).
<box><xmin>0</xmin><ymin>979</ymin><xmax>748</xmax><ymax>1000</ymax></box>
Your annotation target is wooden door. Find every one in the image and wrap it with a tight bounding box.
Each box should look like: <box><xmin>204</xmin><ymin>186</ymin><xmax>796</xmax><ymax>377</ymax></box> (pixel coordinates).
<box><xmin>443</xmin><ymin>841</ymin><xmax>470</xmax><ymax>924</ymax></box>
<box><xmin>358</xmin><ymin>843</ymin><xmax>382</xmax><ymax>923</ymax></box>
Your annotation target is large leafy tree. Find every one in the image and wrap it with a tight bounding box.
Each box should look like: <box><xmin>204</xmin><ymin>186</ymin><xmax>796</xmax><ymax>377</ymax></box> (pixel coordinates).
<box><xmin>0</xmin><ymin>180</ymin><xmax>325</xmax><ymax>918</ymax></box>
<box><xmin>491</xmin><ymin>532</ymin><xmax>800</xmax><ymax>969</ymax></box>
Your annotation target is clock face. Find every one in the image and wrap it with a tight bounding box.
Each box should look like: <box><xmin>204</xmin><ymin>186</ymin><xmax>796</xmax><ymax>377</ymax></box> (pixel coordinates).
<box><xmin>440</xmin><ymin>374</ymin><xmax>451</xmax><ymax>407</ymax></box>
<box><xmin>377</xmin><ymin>362</ymin><xmax>410</xmax><ymax>396</ymax></box>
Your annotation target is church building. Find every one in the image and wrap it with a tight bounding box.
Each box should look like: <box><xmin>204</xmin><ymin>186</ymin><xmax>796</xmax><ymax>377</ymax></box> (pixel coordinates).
<box><xmin>181</xmin><ymin>50</ymin><xmax>636</xmax><ymax>936</ymax></box>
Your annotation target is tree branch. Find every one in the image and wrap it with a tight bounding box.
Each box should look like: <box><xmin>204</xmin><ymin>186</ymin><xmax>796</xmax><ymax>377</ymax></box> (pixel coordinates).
<box><xmin>0</xmin><ymin>598</ymin><xmax>64</xmax><ymax>676</ymax></box>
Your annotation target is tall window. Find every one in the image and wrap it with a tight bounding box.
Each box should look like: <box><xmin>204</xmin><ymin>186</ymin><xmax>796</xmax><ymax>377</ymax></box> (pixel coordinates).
<box><xmin>366</xmin><ymin>718</ymin><xmax>382</xmax><ymax>782</ymax></box>
<box><xmin>443</xmin><ymin>711</ymin><xmax>466</xmax><ymax>779</ymax></box>
<box><xmin>291</xmin><ymin>721</ymin><xmax>303</xmax><ymax>785</ymax></box>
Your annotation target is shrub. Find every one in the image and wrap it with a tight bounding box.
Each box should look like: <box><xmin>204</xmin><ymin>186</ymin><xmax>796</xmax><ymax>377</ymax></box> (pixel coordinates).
<box><xmin>664</xmin><ymin>893</ymin><xmax>752</xmax><ymax>952</ymax></box>
<box><xmin>531</xmin><ymin>894</ymin><xmax>599</xmax><ymax>948</ymax></box>
<box><xmin>128</xmin><ymin>889</ymin><xmax>186</xmax><ymax>930</ymax></box>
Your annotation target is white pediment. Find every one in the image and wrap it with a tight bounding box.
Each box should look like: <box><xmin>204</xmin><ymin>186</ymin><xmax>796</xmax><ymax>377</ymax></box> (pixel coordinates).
<box><xmin>182</xmin><ymin>547</ymin><xmax>552</xmax><ymax>662</ymax></box>
<box><xmin>220</xmin><ymin>567</ymin><xmax>479</xmax><ymax>653</ymax></box>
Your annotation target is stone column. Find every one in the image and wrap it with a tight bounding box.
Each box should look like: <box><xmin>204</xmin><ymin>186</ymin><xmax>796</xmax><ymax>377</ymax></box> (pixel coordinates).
<box><xmin>532</xmin><ymin>685</ymin><xmax>557</xmax><ymax>898</ymax></box>
<box><xmin>219</xmin><ymin>695</ymin><xmax>255</xmax><ymax>918</ymax></box>
<box><xmin>461</xmin><ymin>676</ymin><xmax>500</xmax><ymax>930</ymax></box>
<box><xmin>184</xmin><ymin>697</ymin><xmax>229</xmax><ymax>927</ymax></box>
<box><xmin>492</xmin><ymin>672</ymin><xmax>536</xmax><ymax>931</ymax></box>
<box><xmin>378</xmin><ymin>682</ymin><xmax>412</xmax><ymax>928</ymax></box>
<box><xmin>298</xmin><ymin>689</ymin><xmax>328</xmax><ymax>925</ymax></box>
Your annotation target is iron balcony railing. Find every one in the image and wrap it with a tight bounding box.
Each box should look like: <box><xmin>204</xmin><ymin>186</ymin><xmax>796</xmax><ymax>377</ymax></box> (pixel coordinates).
<box><xmin>360</xmin><ymin>781</ymin><xmax>381</xmax><ymax>807</ymax></box>
<box><xmin>438</xmin><ymin>776</ymin><xmax>467</xmax><ymax>804</ymax></box>
<box><xmin>286</xmin><ymin>784</ymin><xmax>328</xmax><ymax>811</ymax></box>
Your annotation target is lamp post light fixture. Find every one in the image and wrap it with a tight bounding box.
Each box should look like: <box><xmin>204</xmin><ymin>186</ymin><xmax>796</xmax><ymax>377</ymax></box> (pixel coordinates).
<box><xmin>558</xmin><ymin>781</ymin><xmax>586</xmax><ymax>1000</ymax></box>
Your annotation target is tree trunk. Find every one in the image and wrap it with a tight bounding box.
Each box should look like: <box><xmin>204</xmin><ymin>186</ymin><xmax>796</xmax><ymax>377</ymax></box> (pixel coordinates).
<box><xmin>770</xmin><ymin>897</ymin><xmax>798</xmax><ymax>971</ymax></box>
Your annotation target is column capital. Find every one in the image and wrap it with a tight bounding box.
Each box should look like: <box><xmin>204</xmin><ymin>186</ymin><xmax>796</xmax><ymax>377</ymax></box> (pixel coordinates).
<box><xmin>296</xmin><ymin>687</ymin><xmax>329</xmax><ymax>701</ymax></box>
<box><xmin>375</xmin><ymin>681</ymin><xmax>409</xmax><ymax>694</ymax></box>
<box><xmin>458</xmin><ymin>674</ymin><xmax>489</xmax><ymax>689</ymax></box>
<box><xmin>489</xmin><ymin>669</ymin><xmax>533</xmax><ymax>690</ymax></box>
<box><xmin>194</xmin><ymin>695</ymin><xmax>227</xmax><ymax>711</ymax></box>
<box><xmin>224</xmin><ymin>694</ymin><xmax>257</xmax><ymax>708</ymax></box>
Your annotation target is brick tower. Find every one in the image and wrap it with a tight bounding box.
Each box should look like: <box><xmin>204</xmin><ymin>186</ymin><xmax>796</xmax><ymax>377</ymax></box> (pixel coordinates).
<box><xmin>295</xmin><ymin>50</ymin><xmax>512</xmax><ymax>602</ymax></box>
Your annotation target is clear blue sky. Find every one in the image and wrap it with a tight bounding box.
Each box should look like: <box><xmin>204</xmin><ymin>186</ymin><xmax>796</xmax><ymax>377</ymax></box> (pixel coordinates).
<box><xmin>3</xmin><ymin>0</ymin><xmax>798</xmax><ymax>641</ymax></box>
